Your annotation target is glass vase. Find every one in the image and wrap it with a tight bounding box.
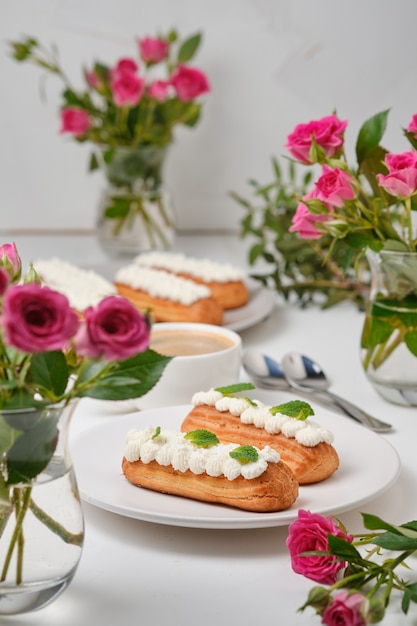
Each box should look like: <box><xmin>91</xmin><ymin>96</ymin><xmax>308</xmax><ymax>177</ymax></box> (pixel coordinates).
<box><xmin>96</xmin><ymin>144</ymin><xmax>176</xmax><ymax>257</ymax></box>
<box><xmin>0</xmin><ymin>401</ymin><xmax>84</xmax><ymax>615</ymax></box>
<box><xmin>360</xmin><ymin>249</ymin><xmax>417</xmax><ymax>405</ymax></box>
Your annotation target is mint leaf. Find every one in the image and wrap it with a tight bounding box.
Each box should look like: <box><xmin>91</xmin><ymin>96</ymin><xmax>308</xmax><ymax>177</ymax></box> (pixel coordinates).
<box><xmin>270</xmin><ymin>400</ymin><xmax>314</xmax><ymax>420</ymax></box>
<box><xmin>215</xmin><ymin>382</ymin><xmax>255</xmax><ymax>395</ymax></box>
<box><xmin>184</xmin><ymin>429</ymin><xmax>219</xmax><ymax>448</ymax></box>
<box><xmin>152</xmin><ymin>426</ymin><xmax>161</xmax><ymax>440</ymax></box>
<box><xmin>229</xmin><ymin>445</ymin><xmax>258</xmax><ymax>464</ymax></box>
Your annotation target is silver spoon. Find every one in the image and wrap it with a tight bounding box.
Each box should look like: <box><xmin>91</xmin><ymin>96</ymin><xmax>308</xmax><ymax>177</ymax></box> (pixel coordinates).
<box><xmin>281</xmin><ymin>352</ymin><xmax>392</xmax><ymax>433</ymax></box>
<box><xmin>242</xmin><ymin>349</ymin><xmax>392</xmax><ymax>432</ymax></box>
<box><xmin>242</xmin><ymin>349</ymin><xmax>343</xmax><ymax>410</ymax></box>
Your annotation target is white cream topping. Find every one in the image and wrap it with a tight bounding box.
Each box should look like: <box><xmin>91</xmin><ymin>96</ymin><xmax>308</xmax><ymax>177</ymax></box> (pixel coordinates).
<box><xmin>192</xmin><ymin>390</ymin><xmax>334</xmax><ymax>447</ymax></box>
<box><xmin>133</xmin><ymin>251</ymin><xmax>246</xmax><ymax>283</ymax></box>
<box><xmin>124</xmin><ymin>426</ymin><xmax>280</xmax><ymax>480</ymax></box>
<box><xmin>115</xmin><ymin>265</ymin><xmax>211</xmax><ymax>305</ymax></box>
<box><xmin>34</xmin><ymin>258</ymin><xmax>117</xmax><ymax>311</ymax></box>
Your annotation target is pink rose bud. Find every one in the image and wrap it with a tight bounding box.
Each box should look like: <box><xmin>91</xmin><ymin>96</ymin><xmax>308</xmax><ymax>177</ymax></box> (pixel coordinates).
<box><xmin>285</xmin><ymin>115</ymin><xmax>348</xmax><ymax>164</ymax></box>
<box><xmin>314</xmin><ymin>165</ymin><xmax>356</xmax><ymax>207</ymax></box>
<box><xmin>148</xmin><ymin>80</ymin><xmax>171</xmax><ymax>101</ymax></box>
<box><xmin>377</xmin><ymin>151</ymin><xmax>417</xmax><ymax>198</ymax></box>
<box><xmin>60</xmin><ymin>107</ymin><xmax>90</xmax><ymax>136</ymax></box>
<box><xmin>289</xmin><ymin>191</ymin><xmax>332</xmax><ymax>239</ymax></box>
<box><xmin>113</xmin><ymin>57</ymin><xmax>139</xmax><ymax>76</ymax></box>
<box><xmin>322</xmin><ymin>591</ymin><xmax>368</xmax><ymax>626</ymax></box>
<box><xmin>286</xmin><ymin>509</ymin><xmax>353</xmax><ymax>584</ymax></box>
<box><xmin>75</xmin><ymin>295</ymin><xmax>150</xmax><ymax>361</ymax></box>
<box><xmin>407</xmin><ymin>114</ymin><xmax>417</xmax><ymax>138</ymax></box>
<box><xmin>138</xmin><ymin>36</ymin><xmax>169</xmax><ymax>63</ymax></box>
<box><xmin>2</xmin><ymin>284</ymin><xmax>80</xmax><ymax>353</ymax></box>
<box><xmin>170</xmin><ymin>65</ymin><xmax>211</xmax><ymax>101</ymax></box>
<box><xmin>111</xmin><ymin>72</ymin><xmax>145</xmax><ymax>107</ymax></box>
<box><xmin>0</xmin><ymin>242</ymin><xmax>22</xmax><ymax>282</ymax></box>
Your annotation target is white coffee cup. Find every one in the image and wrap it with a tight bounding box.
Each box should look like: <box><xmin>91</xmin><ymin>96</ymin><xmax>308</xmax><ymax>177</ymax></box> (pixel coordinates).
<box><xmin>139</xmin><ymin>322</ymin><xmax>242</xmax><ymax>409</ymax></box>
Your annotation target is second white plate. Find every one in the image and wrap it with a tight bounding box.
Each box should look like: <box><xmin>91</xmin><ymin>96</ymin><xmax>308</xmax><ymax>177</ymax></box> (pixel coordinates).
<box><xmin>71</xmin><ymin>405</ymin><xmax>401</xmax><ymax>529</ymax></box>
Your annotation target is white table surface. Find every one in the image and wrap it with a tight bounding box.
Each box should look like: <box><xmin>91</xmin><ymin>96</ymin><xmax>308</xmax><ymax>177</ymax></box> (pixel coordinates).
<box><xmin>1</xmin><ymin>232</ymin><xmax>416</xmax><ymax>626</ymax></box>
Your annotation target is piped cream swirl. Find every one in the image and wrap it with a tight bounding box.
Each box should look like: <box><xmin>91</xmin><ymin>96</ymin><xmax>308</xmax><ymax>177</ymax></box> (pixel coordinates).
<box><xmin>124</xmin><ymin>426</ymin><xmax>280</xmax><ymax>480</ymax></box>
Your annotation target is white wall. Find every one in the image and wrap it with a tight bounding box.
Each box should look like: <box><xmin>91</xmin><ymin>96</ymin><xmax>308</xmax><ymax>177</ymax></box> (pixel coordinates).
<box><xmin>2</xmin><ymin>0</ymin><xmax>417</xmax><ymax>232</ymax></box>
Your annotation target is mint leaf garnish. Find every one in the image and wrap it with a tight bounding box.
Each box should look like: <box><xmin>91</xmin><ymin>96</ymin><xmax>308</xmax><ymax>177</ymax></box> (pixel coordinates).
<box><xmin>152</xmin><ymin>426</ymin><xmax>161</xmax><ymax>440</ymax></box>
<box><xmin>270</xmin><ymin>400</ymin><xmax>314</xmax><ymax>421</ymax></box>
<box><xmin>215</xmin><ymin>382</ymin><xmax>255</xmax><ymax>395</ymax></box>
<box><xmin>184</xmin><ymin>429</ymin><xmax>219</xmax><ymax>448</ymax></box>
<box><xmin>229</xmin><ymin>445</ymin><xmax>259</xmax><ymax>464</ymax></box>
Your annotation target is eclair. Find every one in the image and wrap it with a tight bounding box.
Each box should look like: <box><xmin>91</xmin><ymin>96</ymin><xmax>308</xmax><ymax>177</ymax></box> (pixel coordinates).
<box><xmin>181</xmin><ymin>388</ymin><xmax>339</xmax><ymax>485</ymax></box>
<box><xmin>132</xmin><ymin>251</ymin><xmax>250</xmax><ymax>310</ymax></box>
<box><xmin>114</xmin><ymin>265</ymin><xmax>224</xmax><ymax>325</ymax></box>
<box><xmin>122</xmin><ymin>426</ymin><xmax>299</xmax><ymax>512</ymax></box>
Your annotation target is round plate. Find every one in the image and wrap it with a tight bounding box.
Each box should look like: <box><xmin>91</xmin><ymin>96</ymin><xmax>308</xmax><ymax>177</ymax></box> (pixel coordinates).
<box><xmin>223</xmin><ymin>280</ymin><xmax>275</xmax><ymax>331</ymax></box>
<box><xmin>71</xmin><ymin>405</ymin><xmax>401</xmax><ymax>529</ymax></box>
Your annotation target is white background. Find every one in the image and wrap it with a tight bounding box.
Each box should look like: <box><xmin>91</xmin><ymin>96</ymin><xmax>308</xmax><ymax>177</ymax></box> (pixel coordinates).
<box><xmin>2</xmin><ymin>0</ymin><xmax>417</xmax><ymax>232</ymax></box>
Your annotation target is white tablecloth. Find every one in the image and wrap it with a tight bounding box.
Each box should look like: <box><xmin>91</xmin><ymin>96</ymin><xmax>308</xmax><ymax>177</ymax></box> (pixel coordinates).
<box><xmin>1</xmin><ymin>233</ymin><xmax>416</xmax><ymax>626</ymax></box>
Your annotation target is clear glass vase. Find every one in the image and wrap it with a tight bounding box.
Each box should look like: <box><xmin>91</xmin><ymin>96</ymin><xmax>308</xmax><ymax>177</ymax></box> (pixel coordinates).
<box><xmin>360</xmin><ymin>249</ymin><xmax>417</xmax><ymax>405</ymax></box>
<box><xmin>96</xmin><ymin>144</ymin><xmax>176</xmax><ymax>257</ymax></box>
<box><xmin>0</xmin><ymin>401</ymin><xmax>84</xmax><ymax>615</ymax></box>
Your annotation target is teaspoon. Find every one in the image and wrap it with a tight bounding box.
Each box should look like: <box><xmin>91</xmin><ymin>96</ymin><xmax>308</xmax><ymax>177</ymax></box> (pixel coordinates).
<box><xmin>281</xmin><ymin>352</ymin><xmax>392</xmax><ymax>433</ymax></box>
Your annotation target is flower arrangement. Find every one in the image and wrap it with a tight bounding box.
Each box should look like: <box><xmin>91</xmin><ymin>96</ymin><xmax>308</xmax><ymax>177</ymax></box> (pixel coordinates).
<box><xmin>10</xmin><ymin>30</ymin><xmax>210</xmax><ymax>154</ymax></box>
<box><xmin>287</xmin><ymin>509</ymin><xmax>417</xmax><ymax>625</ymax></box>
<box><xmin>0</xmin><ymin>241</ymin><xmax>171</xmax><ymax>583</ymax></box>
<box><xmin>286</xmin><ymin>111</ymin><xmax>417</xmax><ymax>253</ymax></box>
<box><xmin>9</xmin><ymin>30</ymin><xmax>210</xmax><ymax>249</ymax></box>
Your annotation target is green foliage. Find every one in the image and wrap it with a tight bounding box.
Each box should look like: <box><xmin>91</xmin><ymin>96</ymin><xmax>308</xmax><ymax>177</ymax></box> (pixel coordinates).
<box><xmin>184</xmin><ymin>429</ymin><xmax>220</xmax><ymax>448</ymax></box>
<box><xmin>229</xmin><ymin>445</ymin><xmax>259</xmax><ymax>464</ymax></box>
<box><xmin>270</xmin><ymin>399</ymin><xmax>314</xmax><ymax>421</ymax></box>
<box><xmin>233</xmin><ymin>158</ymin><xmax>369</xmax><ymax>309</ymax></box>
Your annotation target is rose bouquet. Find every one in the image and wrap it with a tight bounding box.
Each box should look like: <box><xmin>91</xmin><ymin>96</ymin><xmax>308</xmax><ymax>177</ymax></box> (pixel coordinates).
<box><xmin>287</xmin><ymin>509</ymin><xmax>417</xmax><ymax>625</ymax></box>
<box><xmin>0</xmin><ymin>242</ymin><xmax>171</xmax><ymax>585</ymax></box>
<box><xmin>9</xmin><ymin>30</ymin><xmax>210</xmax><ymax>249</ymax></box>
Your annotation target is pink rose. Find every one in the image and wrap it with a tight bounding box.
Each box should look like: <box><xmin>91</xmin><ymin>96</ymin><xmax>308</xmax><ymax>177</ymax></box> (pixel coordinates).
<box><xmin>286</xmin><ymin>509</ymin><xmax>353</xmax><ymax>584</ymax></box>
<box><xmin>60</xmin><ymin>107</ymin><xmax>90</xmax><ymax>136</ymax></box>
<box><xmin>314</xmin><ymin>165</ymin><xmax>356</xmax><ymax>207</ymax></box>
<box><xmin>407</xmin><ymin>114</ymin><xmax>417</xmax><ymax>138</ymax></box>
<box><xmin>113</xmin><ymin>57</ymin><xmax>139</xmax><ymax>76</ymax></box>
<box><xmin>0</xmin><ymin>268</ymin><xmax>9</xmax><ymax>296</ymax></box>
<box><xmin>111</xmin><ymin>71</ymin><xmax>145</xmax><ymax>107</ymax></box>
<box><xmin>148</xmin><ymin>80</ymin><xmax>171</xmax><ymax>101</ymax></box>
<box><xmin>0</xmin><ymin>242</ymin><xmax>22</xmax><ymax>282</ymax></box>
<box><xmin>377</xmin><ymin>151</ymin><xmax>417</xmax><ymax>198</ymax></box>
<box><xmin>86</xmin><ymin>70</ymin><xmax>100</xmax><ymax>89</ymax></box>
<box><xmin>285</xmin><ymin>114</ymin><xmax>348</xmax><ymax>164</ymax></box>
<box><xmin>289</xmin><ymin>191</ymin><xmax>333</xmax><ymax>239</ymax></box>
<box><xmin>75</xmin><ymin>296</ymin><xmax>150</xmax><ymax>361</ymax></box>
<box><xmin>2</xmin><ymin>284</ymin><xmax>80</xmax><ymax>353</ymax></box>
<box><xmin>322</xmin><ymin>591</ymin><xmax>368</xmax><ymax>626</ymax></box>
<box><xmin>170</xmin><ymin>65</ymin><xmax>210</xmax><ymax>101</ymax></box>
<box><xmin>138</xmin><ymin>36</ymin><xmax>169</xmax><ymax>63</ymax></box>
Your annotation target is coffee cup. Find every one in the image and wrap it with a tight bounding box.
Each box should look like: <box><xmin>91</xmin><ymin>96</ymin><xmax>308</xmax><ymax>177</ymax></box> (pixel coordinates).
<box><xmin>139</xmin><ymin>322</ymin><xmax>242</xmax><ymax>409</ymax></box>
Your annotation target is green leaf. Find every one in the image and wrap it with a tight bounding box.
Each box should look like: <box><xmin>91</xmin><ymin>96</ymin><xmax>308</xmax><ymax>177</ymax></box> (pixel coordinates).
<box><xmin>152</xmin><ymin>426</ymin><xmax>161</xmax><ymax>440</ymax></box>
<box><xmin>402</xmin><ymin>583</ymin><xmax>417</xmax><ymax>614</ymax></box>
<box><xmin>405</xmin><ymin>330</ymin><xmax>417</xmax><ymax>357</ymax></box>
<box><xmin>29</xmin><ymin>351</ymin><xmax>70</xmax><ymax>397</ymax></box>
<box><xmin>362</xmin><ymin>512</ymin><xmax>403</xmax><ymax>534</ymax></box>
<box><xmin>6</xmin><ymin>412</ymin><xmax>60</xmax><ymax>484</ymax></box>
<box><xmin>77</xmin><ymin>349</ymin><xmax>172</xmax><ymax>401</ymax></box>
<box><xmin>373</xmin><ymin>531</ymin><xmax>417</xmax><ymax>551</ymax></box>
<box><xmin>177</xmin><ymin>33</ymin><xmax>202</xmax><ymax>63</ymax></box>
<box><xmin>270</xmin><ymin>400</ymin><xmax>314</xmax><ymax>420</ymax></box>
<box><xmin>215</xmin><ymin>382</ymin><xmax>255</xmax><ymax>395</ymax></box>
<box><xmin>356</xmin><ymin>109</ymin><xmax>390</xmax><ymax>164</ymax></box>
<box><xmin>184</xmin><ymin>429</ymin><xmax>219</xmax><ymax>448</ymax></box>
<box><xmin>327</xmin><ymin>534</ymin><xmax>362</xmax><ymax>561</ymax></box>
<box><xmin>229</xmin><ymin>445</ymin><xmax>258</xmax><ymax>464</ymax></box>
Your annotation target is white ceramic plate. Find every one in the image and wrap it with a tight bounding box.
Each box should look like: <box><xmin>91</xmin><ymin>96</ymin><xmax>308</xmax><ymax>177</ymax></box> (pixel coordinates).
<box><xmin>71</xmin><ymin>405</ymin><xmax>401</xmax><ymax>529</ymax></box>
<box><xmin>223</xmin><ymin>279</ymin><xmax>276</xmax><ymax>331</ymax></box>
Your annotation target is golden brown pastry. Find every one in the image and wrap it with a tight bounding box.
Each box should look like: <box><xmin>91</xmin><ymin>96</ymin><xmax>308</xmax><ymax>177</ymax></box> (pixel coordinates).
<box><xmin>181</xmin><ymin>391</ymin><xmax>339</xmax><ymax>485</ymax></box>
<box><xmin>122</xmin><ymin>426</ymin><xmax>298</xmax><ymax>512</ymax></box>
<box><xmin>132</xmin><ymin>252</ymin><xmax>250</xmax><ymax>310</ymax></box>
<box><xmin>114</xmin><ymin>265</ymin><xmax>224</xmax><ymax>325</ymax></box>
